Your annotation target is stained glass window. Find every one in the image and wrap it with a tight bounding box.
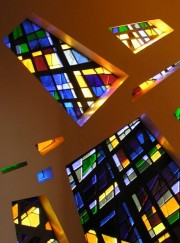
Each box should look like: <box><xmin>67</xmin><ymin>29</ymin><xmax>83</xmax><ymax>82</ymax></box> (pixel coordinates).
<box><xmin>132</xmin><ymin>61</ymin><xmax>180</xmax><ymax>100</ymax></box>
<box><xmin>109</xmin><ymin>19</ymin><xmax>173</xmax><ymax>54</ymax></box>
<box><xmin>3</xmin><ymin>19</ymin><xmax>127</xmax><ymax>126</ymax></box>
<box><xmin>12</xmin><ymin>197</ymin><xmax>59</xmax><ymax>242</ymax></box>
<box><xmin>66</xmin><ymin>118</ymin><xmax>180</xmax><ymax>242</ymax></box>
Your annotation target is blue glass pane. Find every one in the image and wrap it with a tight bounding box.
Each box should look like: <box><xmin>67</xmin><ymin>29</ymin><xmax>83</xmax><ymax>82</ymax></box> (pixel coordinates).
<box><xmin>39</xmin><ymin>38</ymin><xmax>52</xmax><ymax>48</ymax></box>
<box><xmin>72</xmin><ymin>49</ymin><xmax>89</xmax><ymax>64</ymax></box>
<box><xmin>29</xmin><ymin>40</ymin><xmax>40</xmax><ymax>50</ymax></box>
<box><xmin>60</xmin><ymin>90</ymin><xmax>75</xmax><ymax>99</ymax></box>
<box><xmin>40</xmin><ymin>75</ymin><xmax>55</xmax><ymax>91</ymax></box>
<box><xmin>53</xmin><ymin>73</ymin><xmax>68</xmax><ymax>85</ymax></box>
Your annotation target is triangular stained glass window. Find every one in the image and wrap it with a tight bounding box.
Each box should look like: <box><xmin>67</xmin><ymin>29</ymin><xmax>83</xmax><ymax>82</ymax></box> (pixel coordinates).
<box><xmin>12</xmin><ymin>196</ymin><xmax>67</xmax><ymax>242</ymax></box>
<box><xmin>3</xmin><ymin>18</ymin><xmax>127</xmax><ymax>126</ymax></box>
<box><xmin>132</xmin><ymin>61</ymin><xmax>180</xmax><ymax>100</ymax></box>
<box><xmin>109</xmin><ymin>19</ymin><xmax>173</xmax><ymax>54</ymax></box>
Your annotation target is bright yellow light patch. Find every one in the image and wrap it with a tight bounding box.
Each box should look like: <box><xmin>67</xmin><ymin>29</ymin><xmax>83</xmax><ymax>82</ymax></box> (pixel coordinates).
<box><xmin>37</xmin><ymin>136</ymin><xmax>64</xmax><ymax>156</ymax></box>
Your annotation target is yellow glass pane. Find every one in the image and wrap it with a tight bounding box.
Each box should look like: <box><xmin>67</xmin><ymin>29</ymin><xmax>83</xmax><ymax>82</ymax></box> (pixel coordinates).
<box><xmin>106</xmin><ymin>185</ymin><xmax>114</xmax><ymax>196</ymax></box>
<box><xmin>82</xmin><ymin>88</ymin><xmax>93</xmax><ymax>98</ymax></box>
<box><xmin>82</xmin><ymin>69</ymin><xmax>96</xmax><ymax>75</ymax></box>
<box><xmin>156</xmin><ymin>144</ymin><xmax>161</xmax><ymax>149</ymax></box>
<box><xmin>32</xmin><ymin>51</ymin><xmax>42</xmax><ymax>57</ymax></box>
<box><xmin>151</xmin><ymin>151</ymin><xmax>161</xmax><ymax>162</ymax></box>
<box><xmin>158</xmin><ymin>233</ymin><xmax>170</xmax><ymax>242</ymax></box>
<box><xmin>21</xmin><ymin>216</ymin><xmax>30</xmax><ymax>226</ymax></box>
<box><xmin>95</xmin><ymin>67</ymin><xmax>103</xmax><ymax>74</ymax></box>
<box><xmin>109</xmin><ymin>135</ymin><xmax>116</xmax><ymax>142</ymax></box>
<box><xmin>122</xmin><ymin>159</ymin><xmax>130</xmax><ymax>168</ymax></box>
<box><xmin>85</xmin><ymin>232</ymin><xmax>98</xmax><ymax>243</ymax></box>
<box><xmin>161</xmin><ymin>197</ymin><xmax>179</xmax><ymax>217</ymax></box>
<box><xmin>99</xmin><ymin>193</ymin><xmax>105</xmax><ymax>201</ymax></box>
<box><xmin>111</xmin><ymin>139</ymin><xmax>119</xmax><ymax>148</ymax></box>
<box><xmin>145</xmin><ymin>29</ymin><xmax>156</xmax><ymax>36</ymax></box>
<box><xmin>102</xmin><ymin>234</ymin><xmax>118</xmax><ymax>243</ymax></box>
<box><xmin>45</xmin><ymin>53</ymin><xmax>62</xmax><ymax>69</ymax></box>
<box><xmin>76</xmin><ymin>75</ymin><xmax>87</xmax><ymax>87</ymax></box>
<box><xmin>142</xmin><ymin>215</ymin><xmax>151</xmax><ymax>231</ymax></box>
<box><xmin>22</xmin><ymin>59</ymin><xmax>35</xmax><ymax>73</ymax></box>
<box><xmin>12</xmin><ymin>203</ymin><xmax>18</xmax><ymax>219</ymax></box>
<box><xmin>28</xmin><ymin>212</ymin><xmax>40</xmax><ymax>227</ymax></box>
<box><xmin>139</xmin><ymin>80</ymin><xmax>154</xmax><ymax>90</ymax></box>
<box><xmin>153</xmin><ymin>222</ymin><xmax>165</xmax><ymax>235</ymax></box>
<box><xmin>14</xmin><ymin>218</ymin><xmax>19</xmax><ymax>224</ymax></box>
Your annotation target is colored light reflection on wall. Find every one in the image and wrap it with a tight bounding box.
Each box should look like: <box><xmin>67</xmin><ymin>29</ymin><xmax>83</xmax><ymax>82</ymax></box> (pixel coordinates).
<box><xmin>36</xmin><ymin>136</ymin><xmax>64</xmax><ymax>155</ymax></box>
<box><xmin>3</xmin><ymin>18</ymin><xmax>127</xmax><ymax>126</ymax></box>
<box><xmin>1</xmin><ymin>161</ymin><xmax>27</xmax><ymax>174</ymax></box>
<box><xmin>132</xmin><ymin>61</ymin><xmax>180</xmax><ymax>100</ymax></box>
<box><xmin>66</xmin><ymin>118</ymin><xmax>180</xmax><ymax>242</ymax></box>
<box><xmin>109</xmin><ymin>19</ymin><xmax>173</xmax><ymax>54</ymax></box>
<box><xmin>174</xmin><ymin>107</ymin><xmax>180</xmax><ymax>120</ymax></box>
<box><xmin>37</xmin><ymin>167</ymin><xmax>53</xmax><ymax>183</ymax></box>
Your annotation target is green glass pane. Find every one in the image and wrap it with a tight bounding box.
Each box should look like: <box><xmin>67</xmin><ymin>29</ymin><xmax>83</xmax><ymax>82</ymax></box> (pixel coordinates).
<box><xmin>20</xmin><ymin>43</ymin><xmax>29</xmax><ymax>53</ymax></box>
<box><xmin>119</xmin><ymin>25</ymin><xmax>129</xmax><ymax>32</ymax></box>
<box><xmin>167</xmin><ymin>211</ymin><xmax>179</xmax><ymax>225</ymax></box>
<box><xmin>92</xmin><ymin>205</ymin><xmax>97</xmax><ymax>215</ymax></box>
<box><xmin>1</xmin><ymin>161</ymin><xmax>27</xmax><ymax>174</ymax></box>
<box><xmin>149</xmin><ymin>147</ymin><xmax>157</xmax><ymax>156</ymax></box>
<box><xmin>82</xmin><ymin>153</ymin><xmax>96</xmax><ymax>175</ymax></box>
<box><xmin>80</xmin><ymin>211</ymin><xmax>89</xmax><ymax>224</ymax></box>
<box><xmin>27</xmin><ymin>33</ymin><xmax>37</xmax><ymax>41</ymax></box>
<box><xmin>139</xmin><ymin>22</ymin><xmax>149</xmax><ymax>28</ymax></box>
<box><xmin>136</xmin><ymin>159</ymin><xmax>144</xmax><ymax>168</ymax></box>
<box><xmin>13</xmin><ymin>26</ymin><xmax>23</xmax><ymax>40</ymax></box>
<box><xmin>54</xmin><ymin>91</ymin><xmax>60</xmax><ymax>101</ymax></box>
<box><xmin>174</xmin><ymin>108</ymin><xmax>180</xmax><ymax>120</ymax></box>
<box><xmin>36</xmin><ymin>30</ymin><xmax>46</xmax><ymax>39</ymax></box>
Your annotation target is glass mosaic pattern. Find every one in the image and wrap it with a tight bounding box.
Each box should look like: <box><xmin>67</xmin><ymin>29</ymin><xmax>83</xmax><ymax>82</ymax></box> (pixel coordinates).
<box><xmin>66</xmin><ymin>118</ymin><xmax>180</xmax><ymax>242</ymax></box>
<box><xmin>132</xmin><ymin>61</ymin><xmax>180</xmax><ymax>100</ymax></box>
<box><xmin>109</xmin><ymin>20</ymin><xmax>173</xmax><ymax>54</ymax></box>
<box><xmin>3</xmin><ymin>19</ymin><xmax>126</xmax><ymax>126</ymax></box>
<box><xmin>12</xmin><ymin>197</ymin><xmax>58</xmax><ymax>242</ymax></box>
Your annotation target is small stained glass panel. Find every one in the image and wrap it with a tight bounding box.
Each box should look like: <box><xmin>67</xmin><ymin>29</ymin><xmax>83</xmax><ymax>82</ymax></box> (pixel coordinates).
<box><xmin>109</xmin><ymin>19</ymin><xmax>173</xmax><ymax>54</ymax></box>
